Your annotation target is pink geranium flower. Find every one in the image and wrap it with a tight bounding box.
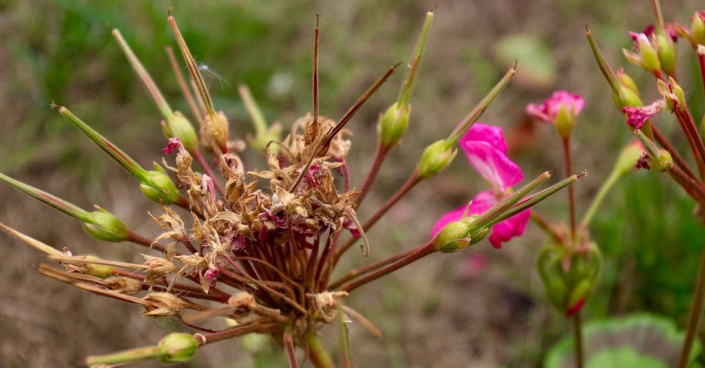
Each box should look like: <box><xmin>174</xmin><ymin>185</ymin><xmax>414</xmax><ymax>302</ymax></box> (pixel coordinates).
<box><xmin>431</xmin><ymin>123</ymin><xmax>530</xmax><ymax>249</ymax></box>
<box><xmin>526</xmin><ymin>91</ymin><xmax>585</xmax><ymax>125</ymax></box>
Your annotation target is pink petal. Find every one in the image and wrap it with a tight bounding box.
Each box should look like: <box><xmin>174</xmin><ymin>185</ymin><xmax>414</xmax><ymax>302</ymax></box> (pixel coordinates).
<box><xmin>526</xmin><ymin>91</ymin><xmax>584</xmax><ymax>124</ymax></box>
<box><xmin>487</xmin><ymin>208</ymin><xmax>531</xmax><ymax>249</ymax></box>
<box><xmin>622</xmin><ymin>100</ymin><xmax>663</xmax><ymax>129</ymax></box>
<box><xmin>461</xmin><ymin>136</ymin><xmax>523</xmax><ymax>191</ymax></box>
<box><xmin>525</xmin><ymin>103</ymin><xmax>551</xmax><ymax>123</ymax></box>
<box><xmin>462</xmin><ymin>123</ymin><xmax>509</xmax><ymax>153</ymax></box>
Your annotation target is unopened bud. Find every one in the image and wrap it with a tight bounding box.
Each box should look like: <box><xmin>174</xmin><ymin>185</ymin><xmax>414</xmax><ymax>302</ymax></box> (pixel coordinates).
<box><xmin>656</xmin><ymin>34</ymin><xmax>676</xmax><ymax>75</ymax></box>
<box><xmin>651</xmin><ymin>149</ymin><xmax>673</xmax><ymax>172</ymax></box>
<box><xmin>432</xmin><ymin>218</ymin><xmax>474</xmax><ymax>253</ymax></box>
<box><xmin>638</xmin><ymin>37</ymin><xmax>661</xmax><ymax>73</ymax></box>
<box><xmin>616</xmin><ymin>85</ymin><xmax>643</xmax><ymax>108</ymax></box>
<box><xmin>613</xmin><ymin>141</ymin><xmax>644</xmax><ymax>177</ymax></box>
<box><xmin>554</xmin><ymin>105</ymin><xmax>574</xmax><ymax>138</ymax></box>
<box><xmin>468</xmin><ymin>226</ymin><xmax>489</xmax><ymax>245</ymax></box>
<box><xmin>84</xmin><ymin>255</ymin><xmax>114</xmax><ymax>278</ymax></box>
<box><xmin>416</xmin><ymin>140</ymin><xmax>457</xmax><ymax>179</ymax></box>
<box><xmin>84</xmin><ymin>210</ymin><xmax>129</xmax><ymax>242</ymax></box>
<box><xmin>692</xmin><ymin>12</ymin><xmax>705</xmax><ymax>45</ymax></box>
<box><xmin>616</xmin><ymin>68</ymin><xmax>639</xmax><ymax>95</ymax></box>
<box><xmin>158</xmin><ymin>333</ymin><xmax>199</xmax><ymax>363</ymax></box>
<box><xmin>378</xmin><ymin>102</ymin><xmax>411</xmax><ymax>147</ymax></box>
<box><xmin>139</xmin><ymin>164</ymin><xmax>181</xmax><ymax>204</ymax></box>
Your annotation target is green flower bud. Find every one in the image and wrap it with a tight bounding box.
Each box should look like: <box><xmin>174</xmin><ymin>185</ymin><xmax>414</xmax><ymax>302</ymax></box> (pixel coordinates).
<box><xmin>378</xmin><ymin>102</ymin><xmax>411</xmax><ymax>147</ymax></box>
<box><xmin>167</xmin><ymin>111</ymin><xmax>199</xmax><ymax>153</ymax></box>
<box><xmin>656</xmin><ymin>34</ymin><xmax>676</xmax><ymax>75</ymax></box>
<box><xmin>432</xmin><ymin>219</ymin><xmax>475</xmax><ymax>253</ymax></box>
<box><xmin>616</xmin><ymin>69</ymin><xmax>639</xmax><ymax>95</ymax></box>
<box><xmin>555</xmin><ymin>105</ymin><xmax>574</xmax><ymax>139</ymax></box>
<box><xmin>638</xmin><ymin>38</ymin><xmax>661</xmax><ymax>73</ymax></box>
<box><xmin>139</xmin><ymin>164</ymin><xmax>181</xmax><ymax>204</ymax></box>
<box><xmin>615</xmin><ymin>86</ymin><xmax>643</xmax><ymax>109</ymax></box>
<box><xmin>651</xmin><ymin>149</ymin><xmax>673</xmax><ymax>172</ymax></box>
<box><xmin>84</xmin><ymin>255</ymin><xmax>114</xmax><ymax>278</ymax></box>
<box><xmin>692</xmin><ymin>12</ymin><xmax>705</xmax><ymax>45</ymax></box>
<box><xmin>158</xmin><ymin>333</ymin><xmax>199</xmax><ymax>363</ymax></box>
<box><xmin>613</xmin><ymin>141</ymin><xmax>644</xmax><ymax>177</ymax></box>
<box><xmin>83</xmin><ymin>210</ymin><xmax>129</xmax><ymax>242</ymax></box>
<box><xmin>416</xmin><ymin>140</ymin><xmax>457</xmax><ymax>179</ymax></box>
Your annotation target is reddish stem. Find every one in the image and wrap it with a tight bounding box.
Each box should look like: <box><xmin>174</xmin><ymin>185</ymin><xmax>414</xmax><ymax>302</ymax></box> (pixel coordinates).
<box><xmin>328</xmin><ymin>245</ymin><xmax>417</xmax><ymax>290</ymax></box>
<box><xmin>339</xmin><ymin>242</ymin><xmax>435</xmax><ymax>292</ymax></box>
<box><xmin>562</xmin><ymin>138</ymin><xmax>577</xmax><ymax>241</ymax></box>
<box><xmin>355</xmin><ymin>144</ymin><xmax>390</xmax><ymax>206</ymax></box>
<box><xmin>334</xmin><ymin>173</ymin><xmax>421</xmax><ymax>263</ymax></box>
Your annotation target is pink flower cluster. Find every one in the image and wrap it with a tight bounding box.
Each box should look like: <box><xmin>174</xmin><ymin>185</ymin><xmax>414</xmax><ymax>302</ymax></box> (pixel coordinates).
<box><xmin>432</xmin><ymin>123</ymin><xmax>530</xmax><ymax>249</ymax></box>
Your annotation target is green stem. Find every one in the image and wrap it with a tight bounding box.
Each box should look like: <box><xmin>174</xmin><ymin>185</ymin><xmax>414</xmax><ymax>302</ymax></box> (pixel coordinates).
<box><xmin>85</xmin><ymin>346</ymin><xmax>162</xmax><ymax>366</ymax></box>
<box><xmin>444</xmin><ymin>67</ymin><xmax>515</xmax><ymax>149</ymax></box>
<box><xmin>584</xmin><ymin>26</ymin><xmax>620</xmax><ymax>94</ymax></box>
<box><xmin>112</xmin><ymin>28</ymin><xmax>174</xmax><ymax>120</ymax></box>
<box><xmin>337</xmin><ymin>304</ymin><xmax>354</xmax><ymax>368</ymax></box>
<box><xmin>238</xmin><ymin>85</ymin><xmax>268</xmax><ymax>135</ymax></box>
<box><xmin>678</xmin><ymin>247</ymin><xmax>705</xmax><ymax>368</ymax></box>
<box><xmin>397</xmin><ymin>11</ymin><xmax>433</xmax><ymax>106</ymax></box>
<box><xmin>580</xmin><ymin>170</ymin><xmax>620</xmax><ymax>229</ymax></box>
<box><xmin>307</xmin><ymin>329</ymin><xmax>336</xmax><ymax>368</ymax></box>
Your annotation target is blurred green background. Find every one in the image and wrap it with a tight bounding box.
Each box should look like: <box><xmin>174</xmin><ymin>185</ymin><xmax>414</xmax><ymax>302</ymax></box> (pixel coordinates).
<box><xmin>0</xmin><ymin>0</ymin><xmax>704</xmax><ymax>367</ymax></box>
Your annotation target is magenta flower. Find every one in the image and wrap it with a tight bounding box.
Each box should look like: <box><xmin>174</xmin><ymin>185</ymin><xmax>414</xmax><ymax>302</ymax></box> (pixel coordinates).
<box><xmin>526</xmin><ymin>90</ymin><xmax>585</xmax><ymax>125</ymax></box>
<box><xmin>431</xmin><ymin>123</ymin><xmax>530</xmax><ymax>249</ymax></box>
<box><xmin>622</xmin><ymin>100</ymin><xmax>664</xmax><ymax>129</ymax></box>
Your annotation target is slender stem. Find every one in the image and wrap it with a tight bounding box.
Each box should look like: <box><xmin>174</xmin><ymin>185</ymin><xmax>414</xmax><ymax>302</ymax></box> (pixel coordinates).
<box><xmin>238</xmin><ymin>85</ymin><xmax>268</xmax><ymax>135</ymax></box>
<box><xmin>284</xmin><ymin>327</ymin><xmax>299</xmax><ymax>368</ymax></box>
<box><xmin>530</xmin><ymin>212</ymin><xmax>562</xmax><ymax>243</ymax></box>
<box><xmin>678</xmin><ymin>246</ymin><xmax>705</xmax><ymax>368</ymax></box>
<box><xmin>562</xmin><ymin>138</ymin><xmax>577</xmax><ymax>241</ymax></box>
<box><xmin>339</xmin><ymin>242</ymin><xmax>435</xmax><ymax>293</ymax></box>
<box><xmin>580</xmin><ymin>171</ymin><xmax>620</xmax><ymax>229</ymax></box>
<box><xmin>651</xmin><ymin>0</ymin><xmax>665</xmax><ymax>31</ymax></box>
<box><xmin>312</xmin><ymin>15</ymin><xmax>320</xmax><ymax>125</ymax></box>
<box><xmin>85</xmin><ymin>346</ymin><xmax>163</xmax><ymax>366</ymax></box>
<box><xmin>572</xmin><ymin>311</ymin><xmax>584</xmax><ymax>368</ymax></box>
<box><xmin>338</xmin><ymin>304</ymin><xmax>354</xmax><ymax>368</ymax></box>
<box><xmin>306</xmin><ymin>329</ymin><xmax>337</xmax><ymax>368</ymax></box>
<box><xmin>166</xmin><ymin>46</ymin><xmax>203</xmax><ymax>124</ymax></box>
<box><xmin>334</xmin><ymin>173</ymin><xmax>421</xmax><ymax>261</ymax></box>
<box><xmin>355</xmin><ymin>144</ymin><xmax>390</xmax><ymax>206</ymax></box>
<box><xmin>698</xmin><ymin>53</ymin><xmax>705</xmax><ymax>103</ymax></box>
<box><xmin>675</xmin><ymin>109</ymin><xmax>705</xmax><ymax>181</ymax></box>
<box><xmin>328</xmin><ymin>246</ymin><xmax>417</xmax><ymax>290</ymax></box>
<box><xmin>125</xmin><ymin>231</ymin><xmax>166</xmax><ymax>253</ymax></box>
<box><xmin>199</xmin><ymin>321</ymin><xmax>279</xmax><ymax>345</ymax></box>
<box><xmin>192</xmin><ymin>149</ymin><xmax>225</xmax><ymax>195</ymax></box>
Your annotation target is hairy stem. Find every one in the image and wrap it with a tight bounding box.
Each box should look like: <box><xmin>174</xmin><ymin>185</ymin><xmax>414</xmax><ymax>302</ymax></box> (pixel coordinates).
<box><xmin>307</xmin><ymin>329</ymin><xmax>337</xmax><ymax>368</ymax></box>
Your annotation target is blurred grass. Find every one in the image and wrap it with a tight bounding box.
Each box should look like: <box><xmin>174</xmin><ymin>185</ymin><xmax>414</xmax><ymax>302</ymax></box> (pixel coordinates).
<box><xmin>1</xmin><ymin>0</ymin><xmax>705</xmax><ymax>367</ymax></box>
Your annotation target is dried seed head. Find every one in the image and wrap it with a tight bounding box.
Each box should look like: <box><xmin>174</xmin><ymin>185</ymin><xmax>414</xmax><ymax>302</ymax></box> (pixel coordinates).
<box><xmin>142</xmin><ymin>292</ymin><xmax>189</xmax><ymax>317</ymax></box>
<box><xmin>143</xmin><ymin>254</ymin><xmax>179</xmax><ymax>276</ymax></box>
<box><xmin>105</xmin><ymin>277</ymin><xmax>143</xmax><ymax>295</ymax></box>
